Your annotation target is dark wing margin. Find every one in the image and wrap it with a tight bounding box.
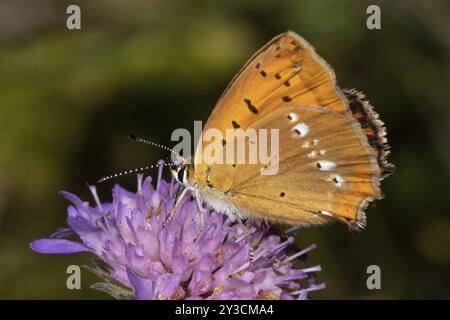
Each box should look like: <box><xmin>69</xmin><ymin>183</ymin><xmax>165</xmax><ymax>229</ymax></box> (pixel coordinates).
<box><xmin>344</xmin><ymin>88</ymin><xmax>395</xmax><ymax>179</ymax></box>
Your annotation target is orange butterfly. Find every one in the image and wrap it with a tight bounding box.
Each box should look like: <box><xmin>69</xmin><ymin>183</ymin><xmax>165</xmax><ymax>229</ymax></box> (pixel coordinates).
<box><xmin>170</xmin><ymin>31</ymin><xmax>394</xmax><ymax>231</ymax></box>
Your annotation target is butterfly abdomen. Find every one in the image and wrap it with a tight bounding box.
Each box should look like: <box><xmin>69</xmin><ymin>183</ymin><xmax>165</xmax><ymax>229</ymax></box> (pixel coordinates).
<box><xmin>198</xmin><ymin>185</ymin><xmax>245</xmax><ymax>221</ymax></box>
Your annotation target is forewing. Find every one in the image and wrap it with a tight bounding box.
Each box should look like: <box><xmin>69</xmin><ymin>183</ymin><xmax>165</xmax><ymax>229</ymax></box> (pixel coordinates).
<box><xmin>194</xmin><ymin>31</ymin><xmax>349</xmax><ymax>186</ymax></box>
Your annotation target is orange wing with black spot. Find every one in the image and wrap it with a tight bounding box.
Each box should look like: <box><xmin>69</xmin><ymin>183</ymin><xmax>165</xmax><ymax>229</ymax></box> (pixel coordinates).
<box><xmin>191</xmin><ymin>31</ymin><xmax>393</xmax><ymax>230</ymax></box>
<box><xmin>194</xmin><ymin>31</ymin><xmax>350</xmax><ymax>180</ymax></box>
<box><xmin>202</xmin><ymin>31</ymin><xmax>348</xmax><ymax>133</ymax></box>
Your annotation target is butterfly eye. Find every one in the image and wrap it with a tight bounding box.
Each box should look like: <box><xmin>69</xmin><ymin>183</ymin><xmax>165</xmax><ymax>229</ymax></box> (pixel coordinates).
<box><xmin>177</xmin><ymin>166</ymin><xmax>187</xmax><ymax>184</ymax></box>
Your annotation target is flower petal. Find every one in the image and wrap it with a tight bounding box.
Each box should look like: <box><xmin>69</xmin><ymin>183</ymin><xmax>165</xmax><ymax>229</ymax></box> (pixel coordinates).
<box><xmin>154</xmin><ymin>273</ymin><xmax>183</xmax><ymax>300</ymax></box>
<box><xmin>30</xmin><ymin>239</ymin><xmax>88</xmax><ymax>254</ymax></box>
<box><xmin>127</xmin><ymin>267</ymin><xmax>155</xmax><ymax>300</ymax></box>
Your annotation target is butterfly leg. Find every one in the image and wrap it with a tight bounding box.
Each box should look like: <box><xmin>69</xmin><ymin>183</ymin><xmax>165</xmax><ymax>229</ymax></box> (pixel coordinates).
<box><xmin>285</xmin><ymin>225</ymin><xmax>301</xmax><ymax>234</ymax></box>
<box><xmin>164</xmin><ymin>187</ymin><xmax>189</xmax><ymax>226</ymax></box>
<box><xmin>236</xmin><ymin>216</ymin><xmax>248</xmax><ymax>234</ymax></box>
<box><xmin>194</xmin><ymin>190</ymin><xmax>206</xmax><ymax>231</ymax></box>
<box><xmin>236</xmin><ymin>217</ymin><xmax>255</xmax><ymax>263</ymax></box>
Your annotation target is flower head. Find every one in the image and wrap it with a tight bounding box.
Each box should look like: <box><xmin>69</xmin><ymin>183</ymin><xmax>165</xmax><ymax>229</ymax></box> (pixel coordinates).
<box><xmin>31</xmin><ymin>165</ymin><xmax>325</xmax><ymax>299</ymax></box>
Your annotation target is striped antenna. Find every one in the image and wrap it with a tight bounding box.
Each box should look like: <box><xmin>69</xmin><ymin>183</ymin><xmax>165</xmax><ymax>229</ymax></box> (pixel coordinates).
<box><xmin>128</xmin><ymin>134</ymin><xmax>180</xmax><ymax>158</ymax></box>
<box><xmin>88</xmin><ymin>162</ymin><xmax>173</xmax><ymax>185</ymax></box>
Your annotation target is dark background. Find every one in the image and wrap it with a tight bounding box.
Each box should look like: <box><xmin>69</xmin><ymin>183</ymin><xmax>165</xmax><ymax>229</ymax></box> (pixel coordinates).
<box><xmin>0</xmin><ymin>0</ymin><xmax>449</xmax><ymax>299</ymax></box>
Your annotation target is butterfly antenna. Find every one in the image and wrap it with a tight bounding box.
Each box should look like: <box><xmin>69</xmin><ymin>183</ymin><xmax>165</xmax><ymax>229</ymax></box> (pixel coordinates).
<box><xmin>88</xmin><ymin>162</ymin><xmax>173</xmax><ymax>185</ymax></box>
<box><xmin>129</xmin><ymin>134</ymin><xmax>180</xmax><ymax>159</ymax></box>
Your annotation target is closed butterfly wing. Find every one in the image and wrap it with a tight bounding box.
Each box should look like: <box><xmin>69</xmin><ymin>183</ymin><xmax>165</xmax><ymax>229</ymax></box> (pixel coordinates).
<box><xmin>192</xmin><ymin>31</ymin><xmax>393</xmax><ymax>230</ymax></box>
<box><xmin>194</xmin><ymin>31</ymin><xmax>349</xmax><ymax>186</ymax></box>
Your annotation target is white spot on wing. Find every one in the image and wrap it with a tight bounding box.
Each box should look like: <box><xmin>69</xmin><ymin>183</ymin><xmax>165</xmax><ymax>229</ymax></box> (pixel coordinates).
<box><xmin>317</xmin><ymin>160</ymin><xmax>336</xmax><ymax>171</ymax></box>
<box><xmin>332</xmin><ymin>174</ymin><xmax>344</xmax><ymax>187</ymax></box>
<box><xmin>313</xmin><ymin>139</ymin><xmax>319</xmax><ymax>145</ymax></box>
<box><xmin>319</xmin><ymin>149</ymin><xmax>326</xmax><ymax>156</ymax></box>
<box><xmin>307</xmin><ymin>150</ymin><xmax>318</xmax><ymax>159</ymax></box>
<box><xmin>302</xmin><ymin>141</ymin><xmax>310</xmax><ymax>149</ymax></box>
<box><xmin>287</xmin><ymin>112</ymin><xmax>298</xmax><ymax>122</ymax></box>
<box><xmin>292</xmin><ymin>123</ymin><xmax>309</xmax><ymax>137</ymax></box>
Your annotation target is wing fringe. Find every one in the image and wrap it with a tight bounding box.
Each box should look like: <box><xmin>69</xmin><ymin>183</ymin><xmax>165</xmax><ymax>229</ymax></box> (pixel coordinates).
<box><xmin>344</xmin><ymin>88</ymin><xmax>395</xmax><ymax>179</ymax></box>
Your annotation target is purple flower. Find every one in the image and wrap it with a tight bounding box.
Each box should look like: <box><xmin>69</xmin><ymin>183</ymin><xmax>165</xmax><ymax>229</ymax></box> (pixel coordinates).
<box><xmin>30</xmin><ymin>166</ymin><xmax>325</xmax><ymax>300</ymax></box>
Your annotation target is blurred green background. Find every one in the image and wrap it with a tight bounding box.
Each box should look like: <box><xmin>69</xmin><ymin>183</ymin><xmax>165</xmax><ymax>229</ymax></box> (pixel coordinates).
<box><xmin>0</xmin><ymin>0</ymin><xmax>449</xmax><ymax>299</ymax></box>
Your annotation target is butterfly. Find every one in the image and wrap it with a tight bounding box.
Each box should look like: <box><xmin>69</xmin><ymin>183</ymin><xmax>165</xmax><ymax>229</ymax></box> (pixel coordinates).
<box><xmin>170</xmin><ymin>31</ymin><xmax>394</xmax><ymax>231</ymax></box>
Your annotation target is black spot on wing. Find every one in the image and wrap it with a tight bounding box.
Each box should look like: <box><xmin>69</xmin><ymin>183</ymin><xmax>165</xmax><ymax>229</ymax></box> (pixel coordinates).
<box><xmin>260</xmin><ymin>70</ymin><xmax>267</xmax><ymax>77</ymax></box>
<box><xmin>282</xmin><ymin>96</ymin><xmax>292</xmax><ymax>102</ymax></box>
<box><xmin>232</xmin><ymin>121</ymin><xmax>241</xmax><ymax>129</ymax></box>
<box><xmin>348</xmin><ymin>94</ymin><xmax>366</xmax><ymax>115</ymax></box>
<box><xmin>244</xmin><ymin>98</ymin><xmax>258</xmax><ymax>114</ymax></box>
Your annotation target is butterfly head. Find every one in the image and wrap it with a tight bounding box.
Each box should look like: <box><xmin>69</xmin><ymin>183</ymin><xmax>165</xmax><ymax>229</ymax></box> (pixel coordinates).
<box><xmin>170</xmin><ymin>157</ymin><xmax>194</xmax><ymax>186</ymax></box>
